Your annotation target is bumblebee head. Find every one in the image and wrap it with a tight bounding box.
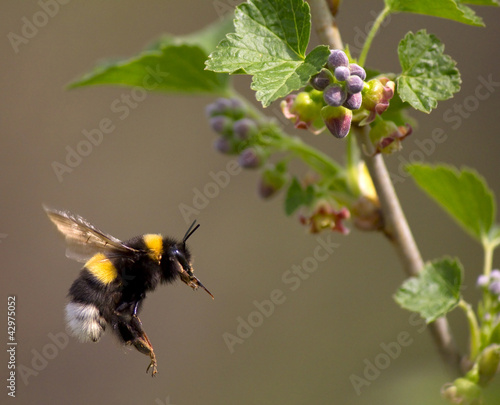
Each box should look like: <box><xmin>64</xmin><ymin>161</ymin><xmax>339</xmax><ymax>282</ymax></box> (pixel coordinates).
<box><xmin>165</xmin><ymin>221</ymin><xmax>214</xmax><ymax>299</ymax></box>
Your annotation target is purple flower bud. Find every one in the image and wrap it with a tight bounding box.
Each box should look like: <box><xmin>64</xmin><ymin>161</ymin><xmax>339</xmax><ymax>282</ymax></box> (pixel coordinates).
<box><xmin>346</xmin><ymin>75</ymin><xmax>364</xmax><ymax>94</ymax></box>
<box><xmin>334</xmin><ymin>66</ymin><xmax>350</xmax><ymax>82</ymax></box>
<box><xmin>348</xmin><ymin>63</ymin><xmax>366</xmax><ymax>80</ymax></box>
<box><xmin>323</xmin><ymin>84</ymin><xmax>347</xmax><ymax>107</ymax></box>
<box><xmin>238</xmin><ymin>148</ymin><xmax>261</xmax><ymax>169</ymax></box>
<box><xmin>206</xmin><ymin>98</ymin><xmax>233</xmax><ymax>117</ymax></box>
<box><xmin>213</xmin><ymin>137</ymin><xmax>233</xmax><ymax>154</ymax></box>
<box><xmin>310</xmin><ymin>70</ymin><xmax>331</xmax><ymax>91</ymax></box>
<box><xmin>477</xmin><ymin>274</ymin><xmax>490</xmax><ymax>288</ymax></box>
<box><xmin>489</xmin><ymin>281</ymin><xmax>500</xmax><ymax>295</ymax></box>
<box><xmin>321</xmin><ymin>105</ymin><xmax>352</xmax><ymax>139</ymax></box>
<box><xmin>343</xmin><ymin>92</ymin><xmax>362</xmax><ymax>110</ymax></box>
<box><xmin>233</xmin><ymin>118</ymin><xmax>258</xmax><ymax>141</ymax></box>
<box><xmin>327</xmin><ymin>49</ymin><xmax>349</xmax><ymax>70</ymax></box>
<box><xmin>209</xmin><ymin>115</ymin><xmax>233</xmax><ymax>136</ymax></box>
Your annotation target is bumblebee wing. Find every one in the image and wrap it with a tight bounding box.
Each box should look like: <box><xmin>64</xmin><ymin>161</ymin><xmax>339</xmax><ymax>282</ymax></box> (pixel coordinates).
<box><xmin>44</xmin><ymin>206</ymin><xmax>139</xmax><ymax>263</ymax></box>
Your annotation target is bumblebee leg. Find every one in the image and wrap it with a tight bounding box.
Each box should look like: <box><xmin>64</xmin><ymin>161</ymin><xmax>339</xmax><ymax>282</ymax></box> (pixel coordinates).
<box><xmin>128</xmin><ymin>315</ymin><xmax>158</xmax><ymax>377</ymax></box>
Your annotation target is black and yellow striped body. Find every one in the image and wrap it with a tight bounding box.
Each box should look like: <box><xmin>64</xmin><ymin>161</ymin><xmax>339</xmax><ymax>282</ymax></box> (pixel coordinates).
<box><xmin>65</xmin><ymin>234</ymin><xmax>186</xmax><ymax>344</ymax></box>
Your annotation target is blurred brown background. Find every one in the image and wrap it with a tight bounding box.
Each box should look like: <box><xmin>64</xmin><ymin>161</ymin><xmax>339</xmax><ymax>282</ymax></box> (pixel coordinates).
<box><xmin>2</xmin><ymin>1</ymin><xmax>500</xmax><ymax>404</ymax></box>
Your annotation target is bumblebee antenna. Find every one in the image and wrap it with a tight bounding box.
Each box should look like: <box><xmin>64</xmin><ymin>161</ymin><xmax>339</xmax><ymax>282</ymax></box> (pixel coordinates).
<box><xmin>182</xmin><ymin>220</ymin><xmax>200</xmax><ymax>246</ymax></box>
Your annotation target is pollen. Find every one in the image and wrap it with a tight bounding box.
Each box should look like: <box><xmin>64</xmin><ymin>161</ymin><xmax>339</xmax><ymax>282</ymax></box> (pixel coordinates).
<box><xmin>85</xmin><ymin>253</ymin><xmax>118</xmax><ymax>285</ymax></box>
<box><xmin>143</xmin><ymin>234</ymin><xmax>163</xmax><ymax>264</ymax></box>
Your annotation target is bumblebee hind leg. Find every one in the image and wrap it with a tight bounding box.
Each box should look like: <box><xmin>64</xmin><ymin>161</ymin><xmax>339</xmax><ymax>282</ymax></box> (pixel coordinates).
<box><xmin>114</xmin><ymin>313</ymin><xmax>158</xmax><ymax>376</ymax></box>
<box><xmin>129</xmin><ymin>315</ymin><xmax>158</xmax><ymax>376</ymax></box>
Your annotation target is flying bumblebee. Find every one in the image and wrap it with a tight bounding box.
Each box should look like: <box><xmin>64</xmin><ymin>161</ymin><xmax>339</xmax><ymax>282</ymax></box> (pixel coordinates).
<box><xmin>44</xmin><ymin>206</ymin><xmax>213</xmax><ymax>376</ymax></box>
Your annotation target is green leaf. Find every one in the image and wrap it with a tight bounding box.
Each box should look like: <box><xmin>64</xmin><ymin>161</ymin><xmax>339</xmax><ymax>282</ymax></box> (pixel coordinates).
<box><xmin>285</xmin><ymin>177</ymin><xmax>314</xmax><ymax>216</ymax></box>
<box><xmin>205</xmin><ymin>0</ymin><xmax>330</xmax><ymax>107</ymax></box>
<box><xmin>394</xmin><ymin>257</ymin><xmax>463</xmax><ymax>322</ymax></box>
<box><xmin>385</xmin><ymin>0</ymin><xmax>485</xmax><ymax>26</ymax></box>
<box><xmin>69</xmin><ymin>44</ymin><xmax>229</xmax><ymax>95</ymax></box>
<box><xmin>397</xmin><ymin>30</ymin><xmax>461</xmax><ymax>113</ymax></box>
<box><xmin>408</xmin><ymin>164</ymin><xmax>495</xmax><ymax>242</ymax></box>
<box><xmin>68</xmin><ymin>18</ymin><xmax>236</xmax><ymax>94</ymax></box>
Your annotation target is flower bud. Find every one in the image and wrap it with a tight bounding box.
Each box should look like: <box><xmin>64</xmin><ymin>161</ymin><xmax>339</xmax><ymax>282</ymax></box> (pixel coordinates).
<box><xmin>238</xmin><ymin>148</ymin><xmax>262</xmax><ymax>169</ymax></box>
<box><xmin>476</xmin><ymin>274</ymin><xmax>489</xmax><ymax>288</ymax></box>
<box><xmin>343</xmin><ymin>92</ymin><xmax>362</xmax><ymax>110</ymax></box>
<box><xmin>213</xmin><ymin>137</ymin><xmax>234</xmax><ymax>154</ymax></box>
<box><xmin>310</xmin><ymin>70</ymin><xmax>331</xmax><ymax>91</ymax></box>
<box><xmin>233</xmin><ymin>118</ymin><xmax>258</xmax><ymax>141</ymax></box>
<box><xmin>334</xmin><ymin>66</ymin><xmax>350</xmax><ymax>82</ymax></box>
<box><xmin>327</xmin><ymin>49</ymin><xmax>349</xmax><ymax>69</ymax></box>
<box><xmin>348</xmin><ymin>63</ymin><xmax>366</xmax><ymax>80</ymax></box>
<box><xmin>478</xmin><ymin>344</ymin><xmax>500</xmax><ymax>386</ymax></box>
<box><xmin>358</xmin><ymin>78</ymin><xmax>395</xmax><ymax>125</ymax></box>
<box><xmin>281</xmin><ymin>91</ymin><xmax>325</xmax><ymax>134</ymax></box>
<box><xmin>206</xmin><ymin>98</ymin><xmax>233</xmax><ymax>117</ymax></box>
<box><xmin>209</xmin><ymin>115</ymin><xmax>233</xmax><ymax>136</ymax></box>
<box><xmin>258</xmin><ymin>164</ymin><xmax>287</xmax><ymax>199</ymax></box>
<box><xmin>323</xmin><ymin>84</ymin><xmax>347</xmax><ymax>107</ymax></box>
<box><xmin>370</xmin><ymin>120</ymin><xmax>412</xmax><ymax>155</ymax></box>
<box><xmin>321</xmin><ymin>105</ymin><xmax>352</xmax><ymax>138</ymax></box>
<box><xmin>451</xmin><ymin>378</ymin><xmax>482</xmax><ymax>404</ymax></box>
<box><xmin>345</xmin><ymin>75</ymin><xmax>364</xmax><ymax>94</ymax></box>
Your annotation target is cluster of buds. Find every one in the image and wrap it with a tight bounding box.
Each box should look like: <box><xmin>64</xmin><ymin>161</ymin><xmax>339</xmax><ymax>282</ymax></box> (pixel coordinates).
<box><xmin>281</xmin><ymin>49</ymin><xmax>395</xmax><ymax>139</ymax></box>
<box><xmin>207</xmin><ymin>98</ymin><xmax>287</xmax><ymax>198</ymax></box>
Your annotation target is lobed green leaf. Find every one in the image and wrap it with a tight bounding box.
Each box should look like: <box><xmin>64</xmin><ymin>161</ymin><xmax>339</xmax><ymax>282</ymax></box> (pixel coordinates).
<box><xmin>394</xmin><ymin>257</ymin><xmax>463</xmax><ymax>323</ymax></box>
<box><xmin>205</xmin><ymin>0</ymin><xmax>329</xmax><ymax>107</ymax></box>
<box><xmin>397</xmin><ymin>30</ymin><xmax>461</xmax><ymax>113</ymax></box>
<box><xmin>408</xmin><ymin>164</ymin><xmax>495</xmax><ymax>243</ymax></box>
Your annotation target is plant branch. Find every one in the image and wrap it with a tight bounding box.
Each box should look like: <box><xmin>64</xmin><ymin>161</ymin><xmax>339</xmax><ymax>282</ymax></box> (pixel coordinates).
<box><xmin>354</xmin><ymin>126</ymin><xmax>462</xmax><ymax>373</ymax></box>
<box><xmin>307</xmin><ymin>0</ymin><xmax>462</xmax><ymax>373</ymax></box>
<box><xmin>308</xmin><ymin>0</ymin><xmax>343</xmax><ymax>50</ymax></box>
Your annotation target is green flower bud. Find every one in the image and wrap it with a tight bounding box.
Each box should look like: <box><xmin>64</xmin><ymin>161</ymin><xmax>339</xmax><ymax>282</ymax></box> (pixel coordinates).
<box><xmin>258</xmin><ymin>163</ymin><xmax>287</xmax><ymax>199</ymax></box>
<box><xmin>281</xmin><ymin>91</ymin><xmax>325</xmax><ymax>134</ymax></box>
<box><xmin>452</xmin><ymin>378</ymin><xmax>482</xmax><ymax>404</ymax></box>
<box><xmin>478</xmin><ymin>344</ymin><xmax>500</xmax><ymax>387</ymax></box>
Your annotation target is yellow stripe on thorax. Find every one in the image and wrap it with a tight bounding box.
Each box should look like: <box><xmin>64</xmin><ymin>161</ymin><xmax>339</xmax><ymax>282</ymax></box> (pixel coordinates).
<box><xmin>143</xmin><ymin>234</ymin><xmax>163</xmax><ymax>264</ymax></box>
<box><xmin>85</xmin><ymin>253</ymin><xmax>118</xmax><ymax>285</ymax></box>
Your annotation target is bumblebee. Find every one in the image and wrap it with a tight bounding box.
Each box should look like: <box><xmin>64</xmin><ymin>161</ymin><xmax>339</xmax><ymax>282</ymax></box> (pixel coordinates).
<box><xmin>44</xmin><ymin>206</ymin><xmax>213</xmax><ymax>376</ymax></box>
